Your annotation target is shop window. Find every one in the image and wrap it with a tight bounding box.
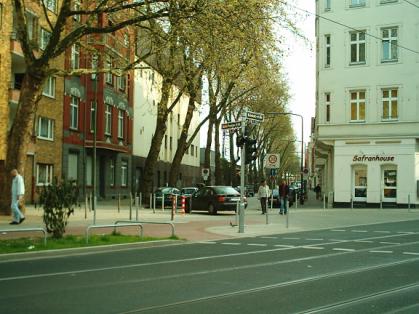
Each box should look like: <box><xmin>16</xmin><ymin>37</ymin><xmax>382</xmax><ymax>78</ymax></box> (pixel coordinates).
<box><xmin>353</xmin><ymin>167</ymin><xmax>367</xmax><ymax>199</ymax></box>
<box><xmin>383</xmin><ymin>169</ymin><xmax>397</xmax><ymax>199</ymax></box>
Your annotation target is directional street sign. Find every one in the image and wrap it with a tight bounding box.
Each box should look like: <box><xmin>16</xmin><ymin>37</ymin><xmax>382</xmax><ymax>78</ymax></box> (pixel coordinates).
<box><xmin>246</xmin><ymin>111</ymin><xmax>264</xmax><ymax>122</ymax></box>
<box><xmin>221</xmin><ymin>121</ymin><xmax>242</xmax><ymax>130</ymax></box>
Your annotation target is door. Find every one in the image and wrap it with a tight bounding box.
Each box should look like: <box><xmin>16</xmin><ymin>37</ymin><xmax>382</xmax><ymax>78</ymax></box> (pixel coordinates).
<box><xmin>353</xmin><ymin>166</ymin><xmax>367</xmax><ymax>202</ymax></box>
<box><xmin>382</xmin><ymin>167</ymin><xmax>397</xmax><ymax>202</ymax></box>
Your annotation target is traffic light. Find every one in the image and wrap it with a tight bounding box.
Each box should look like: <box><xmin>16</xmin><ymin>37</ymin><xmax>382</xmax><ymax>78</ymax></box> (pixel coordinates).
<box><xmin>245</xmin><ymin>137</ymin><xmax>257</xmax><ymax>164</ymax></box>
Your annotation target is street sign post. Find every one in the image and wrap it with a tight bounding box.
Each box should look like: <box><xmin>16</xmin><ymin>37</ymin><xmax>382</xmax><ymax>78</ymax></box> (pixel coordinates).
<box><xmin>264</xmin><ymin>153</ymin><xmax>280</xmax><ymax>169</ymax></box>
<box><xmin>222</xmin><ymin>121</ymin><xmax>242</xmax><ymax>130</ymax></box>
<box><xmin>246</xmin><ymin>111</ymin><xmax>265</xmax><ymax>122</ymax></box>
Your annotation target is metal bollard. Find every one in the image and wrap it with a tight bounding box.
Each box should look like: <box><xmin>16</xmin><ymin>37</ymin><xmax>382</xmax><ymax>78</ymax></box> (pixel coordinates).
<box><xmin>162</xmin><ymin>194</ymin><xmax>165</xmax><ymax>211</ymax></box>
<box><xmin>235</xmin><ymin>201</ymin><xmax>239</xmax><ymax>225</ymax></box>
<box><xmin>351</xmin><ymin>196</ymin><xmax>353</xmax><ymax>210</ymax></box>
<box><xmin>408</xmin><ymin>194</ymin><xmax>411</xmax><ymax>212</ymax></box>
<box><xmin>135</xmin><ymin>196</ymin><xmax>139</xmax><ymax>220</ymax></box>
<box><xmin>139</xmin><ymin>192</ymin><xmax>142</xmax><ymax>209</ymax></box>
<box><xmin>286</xmin><ymin>207</ymin><xmax>289</xmax><ymax>229</ymax></box>
<box><xmin>323</xmin><ymin>193</ymin><xmax>326</xmax><ymax>210</ymax></box>
<box><xmin>84</xmin><ymin>193</ymin><xmax>88</xmax><ymax>219</ymax></box>
<box><xmin>153</xmin><ymin>194</ymin><xmax>156</xmax><ymax>213</ymax></box>
<box><xmin>129</xmin><ymin>192</ymin><xmax>133</xmax><ymax>220</ymax></box>
<box><xmin>266</xmin><ymin>198</ymin><xmax>269</xmax><ymax>224</ymax></box>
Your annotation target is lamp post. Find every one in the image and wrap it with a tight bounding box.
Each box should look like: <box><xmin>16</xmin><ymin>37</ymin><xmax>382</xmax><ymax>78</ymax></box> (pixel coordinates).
<box><xmin>266</xmin><ymin>112</ymin><xmax>304</xmax><ymax>204</ymax></box>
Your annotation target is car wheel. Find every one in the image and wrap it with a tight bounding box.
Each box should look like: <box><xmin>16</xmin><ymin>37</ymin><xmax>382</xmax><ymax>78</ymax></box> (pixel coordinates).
<box><xmin>208</xmin><ymin>203</ymin><xmax>217</xmax><ymax>215</ymax></box>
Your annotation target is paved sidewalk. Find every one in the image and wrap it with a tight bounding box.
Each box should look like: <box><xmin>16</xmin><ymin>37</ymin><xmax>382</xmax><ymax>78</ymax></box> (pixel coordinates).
<box><xmin>1</xmin><ymin>192</ymin><xmax>418</xmax><ymax>242</ymax></box>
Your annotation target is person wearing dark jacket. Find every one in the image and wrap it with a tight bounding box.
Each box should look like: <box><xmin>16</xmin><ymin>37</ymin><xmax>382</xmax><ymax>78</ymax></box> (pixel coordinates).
<box><xmin>279</xmin><ymin>180</ymin><xmax>289</xmax><ymax>215</ymax></box>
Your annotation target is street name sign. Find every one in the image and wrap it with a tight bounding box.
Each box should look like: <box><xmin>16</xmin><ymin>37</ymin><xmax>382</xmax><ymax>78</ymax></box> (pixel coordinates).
<box><xmin>246</xmin><ymin>111</ymin><xmax>264</xmax><ymax>122</ymax></box>
<box><xmin>221</xmin><ymin>121</ymin><xmax>242</xmax><ymax>130</ymax></box>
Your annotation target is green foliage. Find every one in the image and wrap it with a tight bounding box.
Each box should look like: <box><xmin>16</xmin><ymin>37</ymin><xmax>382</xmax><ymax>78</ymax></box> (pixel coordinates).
<box><xmin>39</xmin><ymin>180</ymin><xmax>79</xmax><ymax>239</ymax></box>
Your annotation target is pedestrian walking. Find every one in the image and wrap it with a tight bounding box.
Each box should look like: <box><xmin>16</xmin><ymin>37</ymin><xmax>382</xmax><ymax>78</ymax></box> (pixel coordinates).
<box><xmin>314</xmin><ymin>184</ymin><xmax>322</xmax><ymax>200</ymax></box>
<box><xmin>258</xmin><ymin>179</ymin><xmax>270</xmax><ymax>214</ymax></box>
<box><xmin>279</xmin><ymin>180</ymin><xmax>289</xmax><ymax>215</ymax></box>
<box><xmin>10</xmin><ymin>169</ymin><xmax>25</xmax><ymax>225</ymax></box>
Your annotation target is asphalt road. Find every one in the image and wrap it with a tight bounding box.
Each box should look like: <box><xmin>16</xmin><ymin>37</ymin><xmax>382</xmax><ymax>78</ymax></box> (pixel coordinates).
<box><xmin>1</xmin><ymin>220</ymin><xmax>419</xmax><ymax>314</ymax></box>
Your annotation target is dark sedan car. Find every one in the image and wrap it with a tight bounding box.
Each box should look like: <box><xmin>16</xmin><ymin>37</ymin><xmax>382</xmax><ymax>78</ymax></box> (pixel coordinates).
<box><xmin>186</xmin><ymin>186</ymin><xmax>247</xmax><ymax>215</ymax></box>
<box><xmin>154</xmin><ymin>187</ymin><xmax>180</xmax><ymax>207</ymax></box>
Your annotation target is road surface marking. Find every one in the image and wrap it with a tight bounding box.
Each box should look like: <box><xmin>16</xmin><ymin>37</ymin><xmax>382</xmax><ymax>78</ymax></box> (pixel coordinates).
<box><xmin>353</xmin><ymin>240</ymin><xmax>373</xmax><ymax>243</ymax></box>
<box><xmin>374</xmin><ymin>231</ymin><xmax>391</xmax><ymax>234</ymax></box>
<box><xmin>369</xmin><ymin>250</ymin><xmax>393</xmax><ymax>254</ymax></box>
<box><xmin>274</xmin><ymin>244</ymin><xmax>295</xmax><ymax>248</ymax></box>
<box><xmin>331</xmin><ymin>229</ymin><xmax>346</xmax><ymax>232</ymax></box>
<box><xmin>379</xmin><ymin>242</ymin><xmax>400</xmax><ymax>245</ymax></box>
<box><xmin>333</xmin><ymin>248</ymin><xmax>355</xmax><ymax>252</ymax></box>
<box><xmin>403</xmin><ymin>252</ymin><xmax>419</xmax><ymax>256</ymax></box>
<box><xmin>329</xmin><ymin>239</ymin><xmax>346</xmax><ymax>242</ymax></box>
<box><xmin>283</xmin><ymin>237</ymin><xmax>300</xmax><ymax>240</ymax></box>
<box><xmin>198</xmin><ymin>241</ymin><xmax>217</xmax><ymax>245</ymax></box>
<box><xmin>260</xmin><ymin>236</ymin><xmax>277</xmax><ymax>239</ymax></box>
<box><xmin>351</xmin><ymin>230</ymin><xmax>368</xmax><ymax>233</ymax></box>
<box><xmin>221</xmin><ymin>242</ymin><xmax>241</xmax><ymax>246</ymax></box>
<box><xmin>302</xmin><ymin>246</ymin><xmax>324</xmax><ymax>250</ymax></box>
<box><xmin>247</xmin><ymin>243</ymin><xmax>268</xmax><ymax>247</ymax></box>
<box><xmin>306</xmin><ymin>238</ymin><xmax>324</xmax><ymax>241</ymax></box>
<box><xmin>398</xmin><ymin>231</ymin><xmax>415</xmax><ymax>234</ymax></box>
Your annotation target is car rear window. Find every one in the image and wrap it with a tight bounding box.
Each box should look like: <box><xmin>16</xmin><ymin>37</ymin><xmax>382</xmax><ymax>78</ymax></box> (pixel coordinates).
<box><xmin>213</xmin><ymin>186</ymin><xmax>240</xmax><ymax>195</ymax></box>
<box><xmin>183</xmin><ymin>189</ymin><xmax>196</xmax><ymax>194</ymax></box>
<box><xmin>161</xmin><ymin>188</ymin><xmax>172</xmax><ymax>193</ymax></box>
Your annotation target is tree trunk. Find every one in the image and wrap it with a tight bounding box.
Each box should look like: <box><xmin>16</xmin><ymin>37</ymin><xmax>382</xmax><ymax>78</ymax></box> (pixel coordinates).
<box><xmin>0</xmin><ymin>69</ymin><xmax>46</xmax><ymax>213</ymax></box>
<box><xmin>204</xmin><ymin>79</ymin><xmax>217</xmax><ymax>184</ymax></box>
<box><xmin>168</xmin><ymin>93</ymin><xmax>196</xmax><ymax>187</ymax></box>
<box><xmin>140</xmin><ymin>79</ymin><xmax>171</xmax><ymax>197</ymax></box>
<box><xmin>214</xmin><ymin>117</ymin><xmax>223</xmax><ymax>185</ymax></box>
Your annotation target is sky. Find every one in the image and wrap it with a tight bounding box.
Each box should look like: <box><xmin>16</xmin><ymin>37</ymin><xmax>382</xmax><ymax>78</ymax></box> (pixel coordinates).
<box><xmin>281</xmin><ymin>0</ymin><xmax>316</xmax><ymax>147</ymax></box>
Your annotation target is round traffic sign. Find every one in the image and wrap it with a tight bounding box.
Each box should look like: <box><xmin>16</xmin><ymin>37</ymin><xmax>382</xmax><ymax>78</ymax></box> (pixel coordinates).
<box><xmin>268</xmin><ymin>155</ymin><xmax>277</xmax><ymax>164</ymax></box>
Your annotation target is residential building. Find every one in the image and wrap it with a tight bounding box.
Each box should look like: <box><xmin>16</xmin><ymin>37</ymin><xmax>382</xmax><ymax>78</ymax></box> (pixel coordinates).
<box><xmin>314</xmin><ymin>0</ymin><xmax>419</xmax><ymax>207</ymax></box>
<box><xmin>1</xmin><ymin>0</ymin><xmax>64</xmax><ymax>203</ymax></box>
<box><xmin>61</xmin><ymin>8</ymin><xmax>133</xmax><ymax>199</ymax></box>
<box><xmin>132</xmin><ymin>63</ymin><xmax>201</xmax><ymax>192</ymax></box>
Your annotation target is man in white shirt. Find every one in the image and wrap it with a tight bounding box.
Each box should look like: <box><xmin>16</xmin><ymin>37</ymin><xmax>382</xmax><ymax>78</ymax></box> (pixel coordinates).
<box><xmin>257</xmin><ymin>179</ymin><xmax>270</xmax><ymax>214</ymax></box>
<box><xmin>10</xmin><ymin>169</ymin><xmax>25</xmax><ymax>225</ymax></box>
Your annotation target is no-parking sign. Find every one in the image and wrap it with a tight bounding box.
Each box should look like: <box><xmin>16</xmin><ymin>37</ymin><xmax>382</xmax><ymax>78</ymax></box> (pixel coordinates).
<box><xmin>264</xmin><ymin>154</ymin><xmax>280</xmax><ymax>169</ymax></box>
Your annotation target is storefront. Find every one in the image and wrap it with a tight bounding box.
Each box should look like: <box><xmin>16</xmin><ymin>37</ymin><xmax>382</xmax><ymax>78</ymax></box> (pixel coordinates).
<box><xmin>333</xmin><ymin>139</ymin><xmax>418</xmax><ymax>207</ymax></box>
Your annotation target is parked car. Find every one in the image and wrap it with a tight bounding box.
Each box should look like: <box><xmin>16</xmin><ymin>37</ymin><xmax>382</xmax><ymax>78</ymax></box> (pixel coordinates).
<box><xmin>186</xmin><ymin>186</ymin><xmax>247</xmax><ymax>215</ymax></box>
<box><xmin>154</xmin><ymin>187</ymin><xmax>181</xmax><ymax>207</ymax></box>
<box><xmin>180</xmin><ymin>187</ymin><xmax>198</xmax><ymax>198</ymax></box>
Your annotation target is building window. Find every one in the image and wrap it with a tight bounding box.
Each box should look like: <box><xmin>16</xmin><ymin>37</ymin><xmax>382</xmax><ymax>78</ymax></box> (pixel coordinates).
<box><xmin>73</xmin><ymin>0</ymin><xmax>81</xmax><ymax>22</ymax></box>
<box><xmin>196</xmin><ymin>146</ymin><xmax>198</xmax><ymax>157</ymax></box>
<box><xmin>42</xmin><ymin>76</ymin><xmax>55</xmax><ymax>98</ymax></box>
<box><xmin>350</xmin><ymin>91</ymin><xmax>366</xmax><ymax>122</ymax></box>
<box><xmin>36</xmin><ymin>164</ymin><xmax>53</xmax><ymax>186</ymax></box>
<box><xmin>110</xmin><ymin>159</ymin><xmax>115</xmax><ymax>186</ymax></box>
<box><xmin>105</xmin><ymin>56</ymin><xmax>113</xmax><ymax>84</ymax></box>
<box><xmin>353</xmin><ymin>166</ymin><xmax>367</xmax><ymax>200</ymax></box>
<box><xmin>325</xmin><ymin>0</ymin><xmax>331</xmax><ymax>11</ymax></box>
<box><xmin>105</xmin><ymin>104</ymin><xmax>112</xmax><ymax>135</ymax></box>
<box><xmin>71</xmin><ymin>44</ymin><xmax>80</xmax><ymax>69</ymax></box>
<box><xmin>350</xmin><ymin>0</ymin><xmax>366</xmax><ymax>7</ymax></box>
<box><xmin>191</xmin><ymin>144</ymin><xmax>194</xmax><ymax>156</ymax></box>
<box><xmin>68</xmin><ymin>153</ymin><xmax>78</xmax><ymax>180</ymax></box>
<box><xmin>70</xmin><ymin>96</ymin><xmax>79</xmax><ymax>129</ymax></box>
<box><xmin>325</xmin><ymin>93</ymin><xmax>331</xmax><ymax>122</ymax></box>
<box><xmin>117</xmin><ymin>75</ymin><xmax>126</xmax><ymax>91</ymax></box>
<box><xmin>164</xmin><ymin>135</ymin><xmax>168</xmax><ymax>149</ymax></box>
<box><xmin>37</xmin><ymin>116</ymin><xmax>54</xmax><ymax>140</ymax></box>
<box><xmin>121</xmin><ymin>161</ymin><xmax>128</xmax><ymax>187</ymax></box>
<box><xmin>169</xmin><ymin>136</ymin><xmax>172</xmax><ymax>150</ymax></box>
<box><xmin>25</xmin><ymin>12</ymin><xmax>39</xmax><ymax>42</ymax></box>
<box><xmin>382</xmin><ymin>88</ymin><xmax>398</xmax><ymax>120</ymax></box>
<box><xmin>383</xmin><ymin>168</ymin><xmax>397</xmax><ymax>199</ymax></box>
<box><xmin>325</xmin><ymin>35</ymin><xmax>331</xmax><ymax>67</ymax></box>
<box><xmin>91</xmin><ymin>54</ymin><xmax>98</xmax><ymax>80</ymax></box>
<box><xmin>381</xmin><ymin>27</ymin><xmax>398</xmax><ymax>62</ymax></box>
<box><xmin>39</xmin><ymin>28</ymin><xmax>51</xmax><ymax>50</ymax></box>
<box><xmin>43</xmin><ymin>0</ymin><xmax>57</xmax><ymax>12</ymax></box>
<box><xmin>350</xmin><ymin>31</ymin><xmax>366</xmax><ymax>64</ymax></box>
<box><xmin>124</xmin><ymin>33</ymin><xmax>129</xmax><ymax>47</ymax></box>
<box><xmin>90</xmin><ymin>101</ymin><xmax>96</xmax><ymax>133</ymax></box>
<box><xmin>118</xmin><ymin>110</ymin><xmax>124</xmax><ymax>138</ymax></box>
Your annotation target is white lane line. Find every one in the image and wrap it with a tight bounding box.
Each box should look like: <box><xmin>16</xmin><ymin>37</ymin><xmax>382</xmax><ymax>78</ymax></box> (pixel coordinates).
<box><xmin>306</xmin><ymin>238</ymin><xmax>324</xmax><ymax>241</ymax></box>
<box><xmin>282</xmin><ymin>237</ymin><xmax>300</xmax><ymax>240</ymax></box>
<box><xmin>247</xmin><ymin>243</ymin><xmax>268</xmax><ymax>247</ymax></box>
<box><xmin>221</xmin><ymin>242</ymin><xmax>241</xmax><ymax>246</ymax></box>
<box><xmin>379</xmin><ymin>242</ymin><xmax>400</xmax><ymax>245</ymax></box>
<box><xmin>302</xmin><ymin>246</ymin><xmax>325</xmax><ymax>250</ymax></box>
<box><xmin>260</xmin><ymin>236</ymin><xmax>278</xmax><ymax>239</ymax></box>
<box><xmin>369</xmin><ymin>250</ymin><xmax>393</xmax><ymax>254</ymax></box>
<box><xmin>398</xmin><ymin>232</ymin><xmax>415</xmax><ymax>234</ymax></box>
<box><xmin>197</xmin><ymin>241</ymin><xmax>217</xmax><ymax>245</ymax></box>
<box><xmin>374</xmin><ymin>231</ymin><xmax>391</xmax><ymax>234</ymax></box>
<box><xmin>403</xmin><ymin>252</ymin><xmax>419</xmax><ymax>256</ymax></box>
<box><xmin>274</xmin><ymin>244</ymin><xmax>295</xmax><ymax>248</ymax></box>
<box><xmin>330</xmin><ymin>239</ymin><xmax>346</xmax><ymax>242</ymax></box>
<box><xmin>353</xmin><ymin>240</ymin><xmax>373</xmax><ymax>243</ymax></box>
<box><xmin>331</xmin><ymin>229</ymin><xmax>346</xmax><ymax>232</ymax></box>
<box><xmin>333</xmin><ymin>248</ymin><xmax>355</xmax><ymax>252</ymax></box>
<box><xmin>351</xmin><ymin>230</ymin><xmax>368</xmax><ymax>233</ymax></box>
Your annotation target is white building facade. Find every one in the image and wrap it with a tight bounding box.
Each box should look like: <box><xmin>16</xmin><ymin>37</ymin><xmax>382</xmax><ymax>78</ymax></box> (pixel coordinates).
<box><xmin>132</xmin><ymin>63</ymin><xmax>201</xmax><ymax>192</ymax></box>
<box><xmin>314</xmin><ymin>0</ymin><xmax>419</xmax><ymax>207</ymax></box>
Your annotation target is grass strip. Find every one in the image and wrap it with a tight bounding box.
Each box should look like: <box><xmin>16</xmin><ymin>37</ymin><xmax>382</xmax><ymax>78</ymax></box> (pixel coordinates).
<box><xmin>0</xmin><ymin>232</ymin><xmax>179</xmax><ymax>254</ymax></box>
